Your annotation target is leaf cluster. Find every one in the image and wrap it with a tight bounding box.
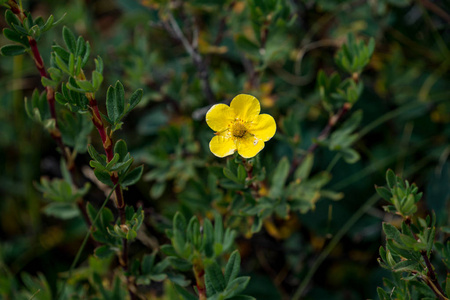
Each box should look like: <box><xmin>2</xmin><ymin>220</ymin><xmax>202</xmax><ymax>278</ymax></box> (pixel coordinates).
<box><xmin>0</xmin><ymin>9</ymin><xmax>63</xmax><ymax>56</ymax></box>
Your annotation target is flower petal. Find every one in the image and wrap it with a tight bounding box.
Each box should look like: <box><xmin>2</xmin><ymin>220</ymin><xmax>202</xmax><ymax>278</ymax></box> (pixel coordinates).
<box><xmin>230</xmin><ymin>94</ymin><xmax>260</xmax><ymax>122</ymax></box>
<box><xmin>250</xmin><ymin>114</ymin><xmax>276</xmax><ymax>142</ymax></box>
<box><xmin>237</xmin><ymin>135</ymin><xmax>265</xmax><ymax>158</ymax></box>
<box><xmin>209</xmin><ymin>134</ymin><xmax>236</xmax><ymax>157</ymax></box>
<box><xmin>206</xmin><ymin>104</ymin><xmax>235</xmax><ymax>132</ymax></box>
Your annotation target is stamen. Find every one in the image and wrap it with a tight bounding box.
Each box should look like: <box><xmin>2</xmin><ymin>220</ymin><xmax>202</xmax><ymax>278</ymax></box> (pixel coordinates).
<box><xmin>231</xmin><ymin>121</ymin><xmax>247</xmax><ymax>138</ymax></box>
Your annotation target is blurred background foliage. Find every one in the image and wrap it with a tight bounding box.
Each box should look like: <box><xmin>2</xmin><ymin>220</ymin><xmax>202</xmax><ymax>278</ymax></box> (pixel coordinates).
<box><xmin>0</xmin><ymin>0</ymin><xmax>449</xmax><ymax>299</ymax></box>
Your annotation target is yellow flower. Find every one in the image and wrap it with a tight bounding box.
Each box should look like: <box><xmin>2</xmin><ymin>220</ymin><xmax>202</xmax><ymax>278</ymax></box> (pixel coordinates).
<box><xmin>206</xmin><ymin>94</ymin><xmax>276</xmax><ymax>158</ymax></box>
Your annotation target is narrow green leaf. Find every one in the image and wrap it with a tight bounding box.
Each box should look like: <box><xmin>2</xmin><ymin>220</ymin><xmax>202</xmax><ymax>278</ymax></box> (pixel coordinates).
<box><xmin>376</xmin><ymin>186</ymin><xmax>392</xmax><ymax>202</ymax></box>
<box><xmin>62</xmin><ymin>26</ymin><xmax>76</xmax><ymax>53</ymax></box>
<box><xmin>94</xmin><ymin>169</ymin><xmax>113</xmax><ymax>186</ymax></box>
<box><xmin>386</xmin><ymin>169</ymin><xmax>396</xmax><ymax>189</ymax></box>
<box><xmin>392</xmin><ymin>260</ymin><xmax>420</xmax><ymax>272</ymax></box>
<box><xmin>172</xmin><ymin>212</ymin><xmax>186</xmax><ymax>255</ymax></box>
<box><xmin>54</xmin><ymin>53</ymin><xmax>69</xmax><ymax>74</ymax></box>
<box><xmin>205</xmin><ymin>261</ymin><xmax>226</xmax><ymax>295</ymax></box>
<box><xmin>5</xmin><ymin>10</ymin><xmax>20</xmax><ymax>28</ymax></box>
<box><xmin>382</xmin><ymin>223</ymin><xmax>403</xmax><ymax>245</ymax></box>
<box><xmin>92</xmin><ymin>71</ymin><xmax>103</xmax><ymax>90</ymax></box>
<box><xmin>82</xmin><ymin>41</ymin><xmax>91</xmax><ymax>67</ymax></box>
<box><xmin>294</xmin><ymin>153</ymin><xmax>313</xmax><ymax>180</ymax></box>
<box><xmin>94</xmin><ymin>245</ymin><xmax>114</xmax><ymax>259</ymax></box>
<box><xmin>114</xmin><ymin>139</ymin><xmax>128</xmax><ymax>161</ymax></box>
<box><xmin>41</xmin><ymin>77</ymin><xmax>57</xmax><ymax>88</ymax></box>
<box><xmin>203</xmin><ymin>219</ymin><xmax>214</xmax><ymax>257</ymax></box>
<box><xmin>114</xmin><ymin>81</ymin><xmax>125</xmax><ymax>119</ymax></box>
<box><xmin>224</xmin><ymin>250</ymin><xmax>241</xmax><ymax>284</ymax></box>
<box><xmin>173</xmin><ymin>284</ymin><xmax>198</xmax><ymax>300</ymax></box>
<box><xmin>269</xmin><ymin>156</ymin><xmax>290</xmax><ymax>198</ymax></box>
<box><xmin>105</xmin><ymin>153</ymin><xmax>120</xmax><ymax>170</ymax></box>
<box><xmin>52</xmin><ymin>45</ymin><xmax>70</xmax><ymax>61</ymax></box>
<box><xmin>127</xmin><ymin>88</ymin><xmax>143</xmax><ymax>112</ymax></box>
<box><xmin>121</xmin><ymin>165</ymin><xmax>144</xmax><ymax>187</ymax></box>
<box><xmin>0</xmin><ymin>44</ymin><xmax>26</xmax><ymax>56</ymax></box>
<box><xmin>237</xmin><ymin>164</ymin><xmax>247</xmax><ymax>183</ymax></box>
<box><xmin>223</xmin><ymin>167</ymin><xmax>239</xmax><ymax>183</ymax></box>
<box><xmin>3</xmin><ymin>28</ymin><xmax>28</xmax><ymax>45</ymax></box>
<box><xmin>224</xmin><ymin>276</ymin><xmax>250</xmax><ymax>298</ymax></box>
<box><xmin>214</xmin><ymin>213</ymin><xmax>224</xmax><ymax>246</ymax></box>
<box><xmin>75</xmin><ymin>79</ymin><xmax>94</xmax><ymax>92</ymax></box>
<box><xmin>41</xmin><ymin>15</ymin><xmax>54</xmax><ymax>32</ymax></box>
<box><xmin>377</xmin><ymin>287</ymin><xmax>389</xmax><ymax>300</ymax></box>
<box><xmin>87</xmin><ymin>144</ymin><xmax>106</xmax><ymax>166</ymax></box>
<box><xmin>106</xmin><ymin>84</ymin><xmax>117</xmax><ymax>123</ymax></box>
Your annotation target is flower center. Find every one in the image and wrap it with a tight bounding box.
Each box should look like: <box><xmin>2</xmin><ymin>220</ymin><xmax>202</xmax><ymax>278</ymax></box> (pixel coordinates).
<box><xmin>231</xmin><ymin>121</ymin><xmax>247</xmax><ymax>138</ymax></box>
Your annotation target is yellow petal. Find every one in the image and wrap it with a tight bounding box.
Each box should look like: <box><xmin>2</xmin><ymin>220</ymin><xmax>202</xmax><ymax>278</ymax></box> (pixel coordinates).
<box><xmin>230</xmin><ymin>94</ymin><xmax>260</xmax><ymax>122</ymax></box>
<box><xmin>250</xmin><ymin>114</ymin><xmax>276</xmax><ymax>141</ymax></box>
<box><xmin>237</xmin><ymin>135</ymin><xmax>265</xmax><ymax>158</ymax></box>
<box><xmin>209</xmin><ymin>134</ymin><xmax>236</xmax><ymax>157</ymax></box>
<box><xmin>206</xmin><ymin>104</ymin><xmax>235</xmax><ymax>132</ymax></box>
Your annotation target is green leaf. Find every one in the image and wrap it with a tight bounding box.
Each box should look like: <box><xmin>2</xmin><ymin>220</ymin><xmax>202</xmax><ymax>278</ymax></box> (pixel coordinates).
<box><xmin>94</xmin><ymin>169</ymin><xmax>113</xmax><ymax>186</ymax></box>
<box><xmin>269</xmin><ymin>156</ymin><xmax>289</xmax><ymax>198</ymax></box>
<box><xmin>94</xmin><ymin>245</ymin><xmax>115</xmax><ymax>259</ymax></box>
<box><xmin>41</xmin><ymin>77</ymin><xmax>58</xmax><ymax>88</ymax></box>
<box><xmin>42</xmin><ymin>202</ymin><xmax>79</xmax><ymax>219</ymax></box>
<box><xmin>141</xmin><ymin>253</ymin><xmax>156</xmax><ymax>274</ymax></box>
<box><xmin>392</xmin><ymin>259</ymin><xmax>420</xmax><ymax>272</ymax></box>
<box><xmin>172</xmin><ymin>212</ymin><xmax>187</xmax><ymax>256</ymax></box>
<box><xmin>203</xmin><ymin>219</ymin><xmax>214</xmax><ymax>257</ymax></box>
<box><xmin>5</xmin><ymin>10</ymin><xmax>20</xmax><ymax>28</ymax></box>
<box><xmin>0</xmin><ymin>44</ymin><xmax>26</xmax><ymax>56</ymax></box>
<box><xmin>52</xmin><ymin>45</ymin><xmax>70</xmax><ymax>61</ymax></box>
<box><xmin>41</xmin><ymin>15</ymin><xmax>54</xmax><ymax>32</ymax></box>
<box><xmin>121</xmin><ymin>165</ymin><xmax>144</xmax><ymax>187</ymax></box>
<box><xmin>62</xmin><ymin>26</ymin><xmax>76</xmax><ymax>53</ymax></box>
<box><xmin>294</xmin><ymin>153</ymin><xmax>313</xmax><ymax>180</ymax></box>
<box><xmin>376</xmin><ymin>186</ymin><xmax>391</xmax><ymax>202</ymax></box>
<box><xmin>205</xmin><ymin>261</ymin><xmax>226</xmax><ymax>295</ymax></box>
<box><xmin>127</xmin><ymin>88</ymin><xmax>143</xmax><ymax>112</ymax></box>
<box><xmin>382</xmin><ymin>223</ymin><xmax>402</xmax><ymax>245</ymax></box>
<box><xmin>377</xmin><ymin>287</ymin><xmax>389</xmax><ymax>300</ymax></box>
<box><xmin>237</xmin><ymin>164</ymin><xmax>247</xmax><ymax>183</ymax></box>
<box><xmin>168</xmin><ymin>257</ymin><xmax>192</xmax><ymax>271</ymax></box>
<box><xmin>386</xmin><ymin>169</ymin><xmax>396</xmax><ymax>190</ymax></box>
<box><xmin>88</xmin><ymin>144</ymin><xmax>106</xmax><ymax>166</ymax></box>
<box><xmin>150</xmin><ymin>181</ymin><xmax>166</xmax><ymax>199</ymax></box>
<box><xmin>114</xmin><ymin>139</ymin><xmax>128</xmax><ymax>161</ymax></box>
<box><xmin>223</xmin><ymin>167</ymin><xmax>239</xmax><ymax>183</ymax></box>
<box><xmin>173</xmin><ymin>284</ymin><xmax>198</xmax><ymax>300</ymax></box>
<box><xmin>341</xmin><ymin>148</ymin><xmax>360</xmax><ymax>164</ymax></box>
<box><xmin>92</xmin><ymin>71</ymin><xmax>103</xmax><ymax>90</ymax></box>
<box><xmin>3</xmin><ymin>28</ymin><xmax>28</xmax><ymax>45</ymax></box>
<box><xmin>75</xmin><ymin>79</ymin><xmax>95</xmax><ymax>92</ymax></box>
<box><xmin>105</xmin><ymin>153</ymin><xmax>120</xmax><ymax>170</ymax></box>
<box><xmin>224</xmin><ymin>250</ymin><xmax>241</xmax><ymax>284</ymax></box>
<box><xmin>224</xmin><ymin>276</ymin><xmax>250</xmax><ymax>298</ymax></box>
<box><xmin>106</xmin><ymin>81</ymin><xmax>125</xmax><ymax>123</ymax></box>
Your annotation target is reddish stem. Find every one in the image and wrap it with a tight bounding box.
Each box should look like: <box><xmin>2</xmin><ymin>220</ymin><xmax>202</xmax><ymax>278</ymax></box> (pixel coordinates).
<box><xmin>8</xmin><ymin>1</ymin><xmax>74</xmax><ymax>170</ymax></box>
<box><xmin>87</xmin><ymin>93</ymin><xmax>126</xmax><ymax>224</ymax></box>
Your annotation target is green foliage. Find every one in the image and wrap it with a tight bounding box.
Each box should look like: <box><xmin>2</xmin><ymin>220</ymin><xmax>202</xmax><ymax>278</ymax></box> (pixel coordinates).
<box><xmin>0</xmin><ymin>8</ymin><xmax>64</xmax><ymax>56</ymax></box>
<box><xmin>335</xmin><ymin>33</ymin><xmax>375</xmax><ymax>75</ymax></box>
<box><xmin>377</xmin><ymin>170</ymin><xmax>449</xmax><ymax>299</ymax></box>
